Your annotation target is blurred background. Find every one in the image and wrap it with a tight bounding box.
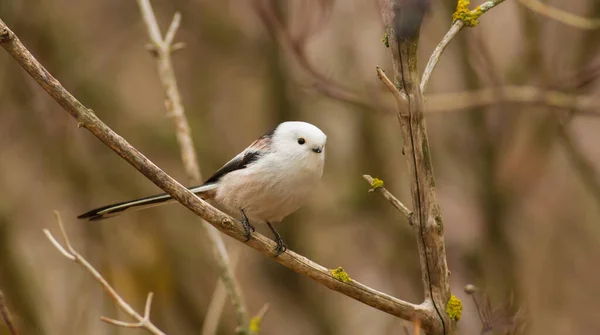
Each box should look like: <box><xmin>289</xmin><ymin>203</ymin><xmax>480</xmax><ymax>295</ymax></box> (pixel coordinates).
<box><xmin>1</xmin><ymin>0</ymin><xmax>600</xmax><ymax>334</ymax></box>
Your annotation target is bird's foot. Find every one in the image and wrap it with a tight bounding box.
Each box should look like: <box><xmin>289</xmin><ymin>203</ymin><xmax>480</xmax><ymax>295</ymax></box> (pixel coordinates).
<box><xmin>266</xmin><ymin>221</ymin><xmax>287</xmax><ymax>257</ymax></box>
<box><xmin>274</xmin><ymin>236</ymin><xmax>288</xmax><ymax>257</ymax></box>
<box><xmin>240</xmin><ymin>209</ymin><xmax>255</xmax><ymax>242</ymax></box>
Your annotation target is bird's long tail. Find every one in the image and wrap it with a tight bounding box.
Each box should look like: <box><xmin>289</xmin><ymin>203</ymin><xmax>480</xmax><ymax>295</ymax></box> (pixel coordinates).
<box><xmin>77</xmin><ymin>183</ymin><xmax>218</xmax><ymax>221</ymax></box>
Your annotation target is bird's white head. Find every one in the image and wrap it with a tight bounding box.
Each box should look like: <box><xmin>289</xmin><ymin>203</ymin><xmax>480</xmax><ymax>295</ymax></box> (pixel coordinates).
<box><xmin>272</xmin><ymin>121</ymin><xmax>327</xmax><ymax>161</ymax></box>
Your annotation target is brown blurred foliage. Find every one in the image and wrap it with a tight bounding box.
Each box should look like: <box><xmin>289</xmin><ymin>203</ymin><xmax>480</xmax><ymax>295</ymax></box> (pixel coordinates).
<box><xmin>1</xmin><ymin>0</ymin><xmax>600</xmax><ymax>334</ymax></box>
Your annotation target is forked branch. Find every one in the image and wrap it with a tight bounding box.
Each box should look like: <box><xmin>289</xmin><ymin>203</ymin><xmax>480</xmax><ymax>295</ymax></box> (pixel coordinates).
<box><xmin>44</xmin><ymin>212</ymin><xmax>165</xmax><ymax>335</ymax></box>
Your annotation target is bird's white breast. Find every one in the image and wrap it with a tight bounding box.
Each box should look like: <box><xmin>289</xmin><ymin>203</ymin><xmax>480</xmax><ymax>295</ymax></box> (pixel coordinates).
<box><xmin>214</xmin><ymin>151</ymin><xmax>324</xmax><ymax>223</ymax></box>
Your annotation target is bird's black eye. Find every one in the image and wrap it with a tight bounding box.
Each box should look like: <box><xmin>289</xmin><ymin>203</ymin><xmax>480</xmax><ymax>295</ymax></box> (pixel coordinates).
<box><xmin>297</xmin><ymin>138</ymin><xmax>306</xmax><ymax>145</ymax></box>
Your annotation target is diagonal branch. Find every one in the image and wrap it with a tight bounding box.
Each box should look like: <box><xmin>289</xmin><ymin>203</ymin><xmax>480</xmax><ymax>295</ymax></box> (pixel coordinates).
<box><xmin>135</xmin><ymin>0</ymin><xmax>251</xmax><ymax>332</ymax></box>
<box><xmin>0</xmin><ymin>18</ymin><xmax>431</xmax><ymax>326</ymax></box>
<box><xmin>0</xmin><ymin>291</ymin><xmax>18</xmax><ymax>335</ymax></box>
<box><xmin>425</xmin><ymin>85</ymin><xmax>600</xmax><ymax>116</ymax></box>
<box><xmin>44</xmin><ymin>211</ymin><xmax>165</xmax><ymax>335</ymax></box>
<box><xmin>363</xmin><ymin>175</ymin><xmax>413</xmax><ymax>221</ymax></box>
<box><xmin>421</xmin><ymin>0</ymin><xmax>506</xmax><ymax>93</ymax></box>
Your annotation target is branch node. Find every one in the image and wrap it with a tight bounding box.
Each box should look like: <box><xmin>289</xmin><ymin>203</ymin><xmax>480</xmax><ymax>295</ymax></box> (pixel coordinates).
<box><xmin>101</xmin><ymin>316</ymin><xmax>144</xmax><ymax>328</ymax></box>
<box><xmin>145</xmin><ymin>44</ymin><xmax>160</xmax><ymax>57</ymax></box>
<box><xmin>0</xmin><ymin>28</ymin><xmax>12</xmax><ymax>43</ymax></box>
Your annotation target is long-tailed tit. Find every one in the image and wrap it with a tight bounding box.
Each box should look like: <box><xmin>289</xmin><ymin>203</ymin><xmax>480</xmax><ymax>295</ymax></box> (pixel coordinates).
<box><xmin>78</xmin><ymin>121</ymin><xmax>327</xmax><ymax>256</ymax></box>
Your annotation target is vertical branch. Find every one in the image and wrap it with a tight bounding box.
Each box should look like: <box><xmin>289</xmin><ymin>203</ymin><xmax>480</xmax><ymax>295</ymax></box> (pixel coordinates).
<box><xmin>135</xmin><ymin>0</ymin><xmax>250</xmax><ymax>333</ymax></box>
<box><xmin>378</xmin><ymin>0</ymin><xmax>451</xmax><ymax>333</ymax></box>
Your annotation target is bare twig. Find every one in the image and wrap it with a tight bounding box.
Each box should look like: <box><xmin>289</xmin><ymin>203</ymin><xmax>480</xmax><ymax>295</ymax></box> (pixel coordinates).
<box><xmin>135</xmin><ymin>0</ymin><xmax>250</xmax><ymax>332</ymax></box>
<box><xmin>44</xmin><ymin>211</ymin><xmax>165</xmax><ymax>335</ymax></box>
<box><xmin>376</xmin><ymin>66</ymin><xmax>407</xmax><ymax>104</ymax></box>
<box><xmin>421</xmin><ymin>0</ymin><xmax>506</xmax><ymax>93</ymax></box>
<box><xmin>0</xmin><ymin>18</ymin><xmax>431</xmax><ymax>325</ymax></box>
<box><xmin>421</xmin><ymin>21</ymin><xmax>463</xmax><ymax>93</ymax></box>
<box><xmin>0</xmin><ymin>291</ymin><xmax>18</xmax><ymax>335</ymax></box>
<box><xmin>254</xmin><ymin>0</ymin><xmax>394</xmax><ymax>114</ymax></box>
<box><xmin>517</xmin><ymin>0</ymin><xmax>600</xmax><ymax>30</ymax></box>
<box><xmin>248</xmin><ymin>304</ymin><xmax>270</xmax><ymax>334</ymax></box>
<box><xmin>202</xmin><ymin>250</ymin><xmax>241</xmax><ymax>335</ymax></box>
<box><xmin>363</xmin><ymin>175</ymin><xmax>413</xmax><ymax>221</ymax></box>
<box><xmin>101</xmin><ymin>293</ymin><xmax>155</xmax><ymax>328</ymax></box>
<box><xmin>425</xmin><ymin>85</ymin><xmax>600</xmax><ymax>116</ymax></box>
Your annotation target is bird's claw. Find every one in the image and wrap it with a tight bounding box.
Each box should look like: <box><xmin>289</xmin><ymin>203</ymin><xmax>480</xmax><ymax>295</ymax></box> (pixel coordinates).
<box><xmin>274</xmin><ymin>238</ymin><xmax>287</xmax><ymax>257</ymax></box>
<box><xmin>240</xmin><ymin>209</ymin><xmax>254</xmax><ymax>242</ymax></box>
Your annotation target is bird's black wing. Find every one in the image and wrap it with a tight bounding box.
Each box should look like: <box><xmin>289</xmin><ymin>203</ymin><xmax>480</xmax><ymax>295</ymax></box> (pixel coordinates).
<box><xmin>202</xmin><ymin>126</ymin><xmax>276</xmax><ymax>185</ymax></box>
<box><xmin>203</xmin><ymin>151</ymin><xmax>263</xmax><ymax>185</ymax></box>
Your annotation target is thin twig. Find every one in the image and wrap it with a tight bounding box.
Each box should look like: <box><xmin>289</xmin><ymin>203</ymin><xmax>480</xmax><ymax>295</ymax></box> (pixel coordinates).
<box><xmin>363</xmin><ymin>175</ymin><xmax>413</xmax><ymax>221</ymax></box>
<box><xmin>421</xmin><ymin>21</ymin><xmax>463</xmax><ymax>93</ymax></box>
<box><xmin>426</xmin><ymin>85</ymin><xmax>600</xmax><ymax>116</ymax></box>
<box><xmin>0</xmin><ymin>18</ymin><xmax>430</xmax><ymax>326</ymax></box>
<box><xmin>202</xmin><ymin>249</ymin><xmax>241</xmax><ymax>335</ymax></box>
<box><xmin>135</xmin><ymin>0</ymin><xmax>251</xmax><ymax>332</ymax></box>
<box><xmin>421</xmin><ymin>0</ymin><xmax>506</xmax><ymax>93</ymax></box>
<box><xmin>518</xmin><ymin>0</ymin><xmax>600</xmax><ymax>30</ymax></box>
<box><xmin>0</xmin><ymin>291</ymin><xmax>18</xmax><ymax>335</ymax></box>
<box><xmin>248</xmin><ymin>304</ymin><xmax>270</xmax><ymax>334</ymax></box>
<box><xmin>44</xmin><ymin>211</ymin><xmax>166</xmax><ymax>335</ymax></box>
<box><xmin>376</xmin><ymin>66</ymin><xmax>407</xmax><ymax>104</ymax></box>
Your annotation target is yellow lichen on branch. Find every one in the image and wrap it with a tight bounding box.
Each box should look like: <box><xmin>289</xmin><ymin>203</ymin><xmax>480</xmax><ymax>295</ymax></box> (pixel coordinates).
<box><xmin>370</xmin><ymin>178</ymin><xmax>385</xmax><ymax>190</ymax></box>
<box><xmin>330</xmin><ymin>267</ymin><xmax>352</xmax><ymax>283</ymax></box>
<box><xmin>453</xmin><ymin>0</ymin><xmax>503</xmax><ymax>27</ymax></box>
<box><xmin>445</xmin><ymin>295</ymin><xmax>463</xmax><ymax>322</ymax></box>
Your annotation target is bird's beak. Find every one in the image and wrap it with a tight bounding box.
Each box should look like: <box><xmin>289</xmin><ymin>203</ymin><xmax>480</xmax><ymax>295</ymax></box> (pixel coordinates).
<box><xmin>312</xmin><ymin>146</ymin><xmax>323</xmax><ymax>154</ymax></box>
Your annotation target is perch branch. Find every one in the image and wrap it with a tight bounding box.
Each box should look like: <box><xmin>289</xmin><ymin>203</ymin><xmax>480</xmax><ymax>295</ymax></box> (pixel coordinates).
<box><xmin>135</xmin><ymin>0</ymin><xmax>251</xmax><ymax>332</ymax></box>
<box><xmin>43</xmin><ymin>211</ymin><xmax>165</xmax><ymax>335</ymax></box>
<box><xmin>0</xmin><ymin>290</ymin><xmax>18</xmax><ymax>335</ymax></box>
<box><xmin>363</xmin><ymin>175</ymin><xmax>413</xmax><ymax>221</ymax></box>
<box><xmin>0</xmin><ymin>18</ymin><xmax>431</xmax><ymax>326</ymax></box>
<box><xmin>421</xmin><ymin>0</ymin><xmax>506</xmax><ymax>93</ymax></box>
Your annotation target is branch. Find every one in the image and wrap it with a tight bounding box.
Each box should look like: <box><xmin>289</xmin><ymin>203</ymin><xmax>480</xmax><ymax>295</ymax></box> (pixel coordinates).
<box><xmin>0</xmin><ymin>18</ymin><xmax>430</xmax><ymax>326</ymax></box>
<box><xmin>425</xmin><ymin>85</ymin><xmax>600</xmax><ymax>116</ymax></box>
<box><xmin>202</xmin><ymin>250</ymin><xmax>241</xmax><ymax>335</ymax></box>
<box><xmin>377</xmin><ymin>0</ymin><xmax>461</xmax><ymax>332</ymax></box>
<box><xmin>43</xmin><ymin>212</ymin><xmax>165</xmax><ymax>335</ymax></box>
<box><xmin>421</xmin><ymin>0</ymin><xmax>506</xmax><ymax>93</ymax></box>
<box><xmin>517</xmin><ymin>0</ymin><xmax>600</xmax><ymax>30</ymax></box>
<box><xmin>254</xmin><ymin>0</ymin><xmax>394</xmax><ymax>115</ymax></box>
<box><xmin>0</xmin><ymin>291</ymin><xmax>18</xmax><ymax>335</ymax></box>
<box><xmin>135</xmin><ymin>1</ymin><xmax>251</xmax><ymax>332</ymax></box>
<box><xmin>363</xmin><ymin>175</ymin><xmax>413</xmax><ymax>221</ymax></box>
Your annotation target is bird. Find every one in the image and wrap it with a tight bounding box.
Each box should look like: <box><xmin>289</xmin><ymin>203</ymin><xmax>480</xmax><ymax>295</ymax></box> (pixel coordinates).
<box><xmin>78</xmin><ymin>121</ymin><xmax>327</xmax><ymax>256</ymax></box>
